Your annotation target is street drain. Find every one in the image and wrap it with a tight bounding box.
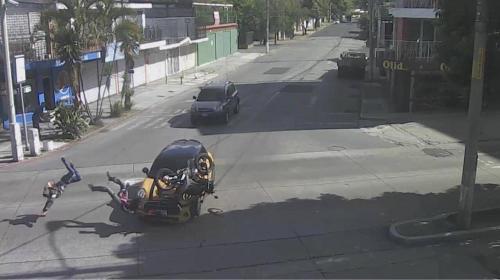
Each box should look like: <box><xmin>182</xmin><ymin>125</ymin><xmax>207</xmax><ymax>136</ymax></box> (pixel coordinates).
<box><xmin>422</xmin><ymin>148</ymin><xmax>452</xmax><ymax>158</ymax></box>
<box><xmin>328</xmin><ymin>145</ymin><xmax>346</xmax><ymax>151</ymax></box>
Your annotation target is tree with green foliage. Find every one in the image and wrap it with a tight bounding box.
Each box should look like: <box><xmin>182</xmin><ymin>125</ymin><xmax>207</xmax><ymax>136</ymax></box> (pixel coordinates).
<box><xmin>437</xmin><ymin>0</ymin><xmax>500</xmax><ymax>104</ymax></box>
<box><xmin>39</xmin><ymin>0</ymin><xmax>134</xmax><ymax>122</ymax></box>
<box><xmin>114</xmin><ymin>19</ymin><xmax>143</xmax><ymax>111</ymax></box>
<box><xmin>39</xmin><ymin>0</ymin><xmax>97</xmax><ymax>110</ymax></box>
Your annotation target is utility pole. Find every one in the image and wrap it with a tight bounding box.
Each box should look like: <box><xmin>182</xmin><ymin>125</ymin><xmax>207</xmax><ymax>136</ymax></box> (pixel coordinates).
<box><xmin>458</xmin><ymin>0</ymin><xmax>488</xmax><ymax>229</ymax></box>
<box><xmin>329</xmin><ymin>2</ymin><xmax>332</xmax><ymax>22</ymax></box>
<box><xmin>1</xmin><ymin>0</ymin><xmax>23</xmax><ymax>161</ymax></box>
<box><xmin>368</xmin><ymin>0</ymin><xmax>376</xmax><ymax>81</ymax></box>
<box><xmin>266</xmin><ymin>0</ymin><xmax>269</xmax><ymax>53</ymax></box>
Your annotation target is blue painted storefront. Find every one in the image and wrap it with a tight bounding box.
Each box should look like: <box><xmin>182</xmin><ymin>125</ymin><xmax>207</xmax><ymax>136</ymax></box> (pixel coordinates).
<box><xmin>1</xmin><ymin>50</ymin><xmax>101</xmax><ymax>129</ymax></box>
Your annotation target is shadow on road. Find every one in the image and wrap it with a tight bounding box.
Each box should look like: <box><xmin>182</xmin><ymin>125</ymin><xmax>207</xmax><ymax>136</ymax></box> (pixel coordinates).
<box><xmin>4</xmin><ymin>182</ymin><xmax>500</xmax><ymax>278</ymax></box>
<box><xmin>167</xmin><ymin>63</ymin><xmax>500</xmax><ymax>162</ymax></box>
<box><xmin>0</xmin><ymin>215</ymin><xmax>42</xmax><ymax>228</ymax></box>
<box><xmin>169</xmin><ymin>68</ymin><xmax>374</xmax><ymax>135</ymax></box>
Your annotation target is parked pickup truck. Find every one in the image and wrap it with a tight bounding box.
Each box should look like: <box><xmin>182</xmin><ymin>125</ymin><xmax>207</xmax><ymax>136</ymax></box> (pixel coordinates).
<box><xmin>336</xmin><ymin>51</ymin><xmax>367</xmax><ymax>79</ymax></box>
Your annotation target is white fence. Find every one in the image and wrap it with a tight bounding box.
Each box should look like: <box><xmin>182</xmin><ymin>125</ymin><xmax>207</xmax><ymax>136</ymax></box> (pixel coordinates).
<box><xmin>384</xmin><ymin>40</ymin><xmax>438</xmax><ymax>62</ymax></box>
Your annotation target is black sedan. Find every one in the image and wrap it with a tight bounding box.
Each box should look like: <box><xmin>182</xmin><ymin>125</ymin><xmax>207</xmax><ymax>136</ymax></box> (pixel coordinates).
<box><xmin>190</xmin><ymin>81</ymin><xmax>240</xmax><ymax>125</ymax></box>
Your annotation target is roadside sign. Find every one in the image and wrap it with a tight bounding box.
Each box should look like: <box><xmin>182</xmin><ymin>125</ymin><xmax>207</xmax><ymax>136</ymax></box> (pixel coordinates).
<box><xmin>13</xmin><ymin>55</ymin><xmax>26</xmax><ymax>83</ymax></box>
<box><xmin>382</xmin><ymin>60</ymin><xmax>407</xmax><ymax>71</ymax></box>
<box><xmin>440</xmin><ymin>62</ymin><xmax>450</xmax><ymax>73</ymax></box>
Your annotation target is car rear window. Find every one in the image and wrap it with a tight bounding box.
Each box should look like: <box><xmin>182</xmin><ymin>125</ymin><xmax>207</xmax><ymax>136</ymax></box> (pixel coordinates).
<box><xmin>197</xmin><ymin>88</ymin><xmax>225</xmax><ymax>101</ymax></box>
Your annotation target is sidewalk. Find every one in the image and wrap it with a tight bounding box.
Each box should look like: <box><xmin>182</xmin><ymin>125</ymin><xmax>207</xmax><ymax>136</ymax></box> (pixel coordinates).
<box><xmin>361</xmin><ymin>110</ymin><xmax>500</xmax><ymax>150</ymax></box>
<box><xmin>0</xmin><ymin>51</ymin><xmax>264</xmax><ymax>164</ymax></box>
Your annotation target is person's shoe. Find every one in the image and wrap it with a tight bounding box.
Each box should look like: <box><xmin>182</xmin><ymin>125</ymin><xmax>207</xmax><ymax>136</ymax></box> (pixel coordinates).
<box><xmin>40</xmin><ymin>211</ymin><xmax>47</xmax><ymax>217</ymax></box>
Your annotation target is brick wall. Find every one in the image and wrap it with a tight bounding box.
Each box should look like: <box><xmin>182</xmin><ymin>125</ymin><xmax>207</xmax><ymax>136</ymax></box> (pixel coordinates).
<box><xmin>1</xmin><ymin>3</ymin><xmax>48</xmax><ymax>60</ymax></box>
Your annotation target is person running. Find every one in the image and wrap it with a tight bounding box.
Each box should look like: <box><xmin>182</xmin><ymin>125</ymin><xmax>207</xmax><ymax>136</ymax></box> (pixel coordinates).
<box><xmin>41</xmin><ymin>157</ymin><xmax>81</xmax><ymax>216</ymax></box>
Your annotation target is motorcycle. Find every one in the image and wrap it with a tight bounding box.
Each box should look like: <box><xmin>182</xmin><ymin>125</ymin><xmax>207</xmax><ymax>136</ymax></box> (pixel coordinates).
<box><xmin>100</xmin><ymin>139</ymin><xmax>216</xmax><ymax>223</ymax></box>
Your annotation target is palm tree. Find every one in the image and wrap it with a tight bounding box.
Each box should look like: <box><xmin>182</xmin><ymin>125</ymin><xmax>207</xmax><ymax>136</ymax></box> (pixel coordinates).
<box><xmin>40</xmin><ymin>0</ymin><xmax>97</xmax><ymax>107</ymax></box>
<box><xmin>90</xmin><ymin>0</ymin><xmax>133</xmax><ymax>118</ymax></box>
<box><xmin>39</xmin><ymin>0</ymin><xmax>133</xmax><ymax>121</ymax></box>
<box><xmin>114</xmin><ymin>19</ymin><xmax>143</xmax><ymax>111</ymax></box>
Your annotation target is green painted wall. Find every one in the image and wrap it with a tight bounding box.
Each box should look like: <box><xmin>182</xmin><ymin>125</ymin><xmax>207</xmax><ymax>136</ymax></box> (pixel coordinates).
<box><xmin>197</xmin><ymin>28</ymin><xmax>238</xmax><ymax>66</ymax></box>
<box><xmin>197</xmin><ymin>33</ymin><xmax>216</xmax><ymax>66</ymax></box>
<box><xmin>230</xmin><ymin>29</ymin><xmax>238</xmax><ymax>54</ymax></box>
<box><xmin>215</xmin><ymin>31</ymin><xmax>224</xmax><ymax>59</ymax></box>
<box><xmin>223</xmin><ymin>31</ymin><xmax>231</xmax><ymax>57</ymax></box>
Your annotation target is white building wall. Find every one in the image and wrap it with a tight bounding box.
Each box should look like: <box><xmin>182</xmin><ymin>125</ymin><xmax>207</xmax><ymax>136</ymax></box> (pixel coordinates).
<box><xmin>80</xmin><ymin>42</ymin><xmax>201</xmax><ymax>104</ymax></box>
<box><xmin>147</xmin><ymin>50</ymin><xmax>167</xmax><ymax>83</ymax></box>
<box><xmin>133</xmin><ymin>54</ymin><xmax>146</xmax><ymax>87</ymax></box>
<box><xmin>108</xmin><ymin>60</ymin><xmax>125</xmax><ymax>98</ymax></box>
<box><xmin>81</xmin><ymin>61</ymin><xmax>101</xmax><ymax>104</ymax></box>
<box><xmin>179</xmin><ymin>44</ymin><xmax>196</xmax><ymax>72</ymax></box>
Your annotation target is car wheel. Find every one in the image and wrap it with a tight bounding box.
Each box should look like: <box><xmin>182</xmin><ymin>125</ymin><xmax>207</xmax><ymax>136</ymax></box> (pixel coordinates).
<box><xmin>234</xmin><ymin>101</ymin><xmax>240</xmax><ymax>114</ymax></box>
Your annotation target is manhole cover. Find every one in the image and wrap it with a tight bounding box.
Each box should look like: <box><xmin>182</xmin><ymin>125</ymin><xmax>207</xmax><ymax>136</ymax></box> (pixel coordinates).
<box><xmin>422</xmin><ymin>148</ymin><xmax>452</xmax><ymax>158</ymax></box>
<box><xmin>264</xmin><ymin>67</ymin><xmax>290</xmax><ymax>75</ymax></box>
<box><xmin>281</xmin><ymin>84</ymin><xmax>316</xmax><ymax>93</ymax></box>
<box><xmin>328</xmin><ymin>145</ymin><xmax>346</xmax><ymax>151</ymax></box>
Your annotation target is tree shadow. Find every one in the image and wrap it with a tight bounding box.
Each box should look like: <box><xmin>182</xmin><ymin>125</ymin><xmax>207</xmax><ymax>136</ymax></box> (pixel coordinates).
<box><xmin>4</xmin><ymin>182</ymin><xmax>500</xmax><ymax>278</ymax></box>
<box><xmin>168</xmin><ymin>73</ymin><xmax>376</xmax><ymax>135</ymax></box>
<box><xmin>166</xmin><ymin>60</ymin><xmax>500</xmax><ymax>162</ymax></box>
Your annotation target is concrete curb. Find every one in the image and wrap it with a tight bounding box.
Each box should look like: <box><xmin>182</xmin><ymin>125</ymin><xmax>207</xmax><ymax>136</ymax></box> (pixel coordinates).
<box><xmin>389</xmin><ymin>208</ymin><xmax>500</xmax><ymax>245</ymax></box>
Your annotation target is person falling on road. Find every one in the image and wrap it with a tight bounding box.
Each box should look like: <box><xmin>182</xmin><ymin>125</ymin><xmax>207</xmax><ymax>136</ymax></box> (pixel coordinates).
<box><xmin>41</xmin><ymin>157</ymin><xmax>81</xmax><ymax>216</ymax></box>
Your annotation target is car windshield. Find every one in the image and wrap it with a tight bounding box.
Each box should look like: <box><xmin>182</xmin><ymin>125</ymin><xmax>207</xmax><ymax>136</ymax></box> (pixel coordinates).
<box><xmin>197</xmin><ymin>88</ymin><xmax>225</xmax><ymax>101</ymax></box>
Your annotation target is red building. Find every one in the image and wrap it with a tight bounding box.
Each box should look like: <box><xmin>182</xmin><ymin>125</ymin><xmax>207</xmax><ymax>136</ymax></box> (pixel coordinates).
<box><xmin>383</xmin><ymin>0</ymin><xmax>441</xmax><ymax>111</ymax></box>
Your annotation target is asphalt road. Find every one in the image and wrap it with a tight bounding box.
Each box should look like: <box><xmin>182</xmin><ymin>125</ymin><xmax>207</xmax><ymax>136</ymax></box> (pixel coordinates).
<box><xmin>1</xmin><ymin>23</ymin><xmax>500</xmax><ymax>278</ymax></box>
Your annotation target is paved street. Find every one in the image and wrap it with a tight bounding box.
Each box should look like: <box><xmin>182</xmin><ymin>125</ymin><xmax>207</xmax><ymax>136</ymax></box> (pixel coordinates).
<box><xmin>1</xmin><ymin>23</ymin><xmax>500</xmax><ymax>278</ymax></box>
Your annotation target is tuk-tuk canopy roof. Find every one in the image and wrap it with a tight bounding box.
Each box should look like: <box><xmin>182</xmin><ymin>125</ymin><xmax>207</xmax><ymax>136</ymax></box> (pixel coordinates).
<box><xmin>149</xmin><ymin>139</ymin><xmax>207</xmax><ymax>177</ymax></box>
